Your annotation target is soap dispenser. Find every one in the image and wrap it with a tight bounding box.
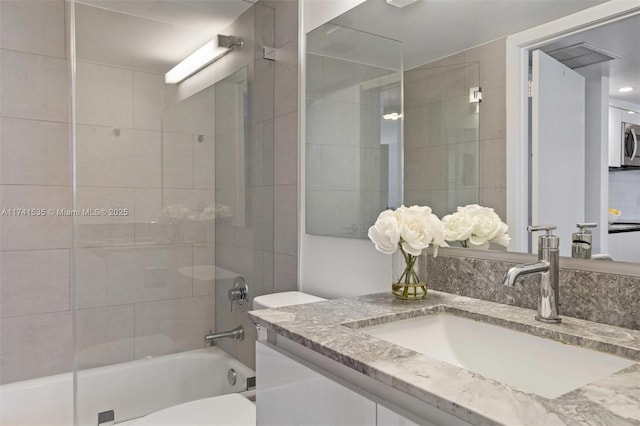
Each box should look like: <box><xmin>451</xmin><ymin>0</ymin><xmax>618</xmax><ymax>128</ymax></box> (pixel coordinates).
<box><xmin>571</xmin><ymin>223</ymin><xmax>597</xmax><ymax>259</ymax></box>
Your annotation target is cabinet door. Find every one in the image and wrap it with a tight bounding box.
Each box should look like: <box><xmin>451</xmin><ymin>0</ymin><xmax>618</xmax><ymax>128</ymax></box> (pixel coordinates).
<box><xmin>609</xmin><ymin>107</ymin><xmax>622</xmax><ymax>167</ymax></box>
<box><xmin>256</xmin><ymin>342</ymin><xmax>376</xmax><ymax>426</ymax></box>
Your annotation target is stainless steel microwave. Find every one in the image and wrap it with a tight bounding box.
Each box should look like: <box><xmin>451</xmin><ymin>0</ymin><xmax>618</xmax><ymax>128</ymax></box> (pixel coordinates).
<box><xmin>623</xmin><ymin>122</ymin><xmax>640</xmax><ymax>167</ymax></box>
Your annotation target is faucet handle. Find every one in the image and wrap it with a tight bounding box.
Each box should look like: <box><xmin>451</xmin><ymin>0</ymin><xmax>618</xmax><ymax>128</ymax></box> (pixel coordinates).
<box><xmin>528</xmin><ymin>224</ymin><xmax>559</xmax><ymax>250</ymax></box>
<box><xmin>527</xmin><ymin>224</ymin><xmax>557</xmax><ymax>236</ymax></box>
<box><xmin>576</xmin><ymin>222</ymin><xmax>597</xmax><ymax>231</ymax></box>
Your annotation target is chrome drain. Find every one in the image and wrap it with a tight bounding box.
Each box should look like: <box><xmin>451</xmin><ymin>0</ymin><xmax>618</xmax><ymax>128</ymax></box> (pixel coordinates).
<box><xmin>227</xmin><ymin>368</ymin><xmax>237</xmax><ymax>386</ymax></box>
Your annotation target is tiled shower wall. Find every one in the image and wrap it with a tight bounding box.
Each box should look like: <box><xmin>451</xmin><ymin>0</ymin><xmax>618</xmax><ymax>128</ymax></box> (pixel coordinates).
<box><xmin>0</xmin><ymin>0</ymin><xmax>300</xmax><ymax>383</ymax></box>
<box><xmin>218</xmin><ymin>0</ymin><xmax>300</xmax><ymax>369</ymax></box>
<box><xmin>0</xmin><ymin>0</ymin><xmax>74</xmax><ymax>383</ymax></box>
<box><xmin>404</xmin><ymin>38</ymin><xmax>507</xmax><ymax>219</ymax></box>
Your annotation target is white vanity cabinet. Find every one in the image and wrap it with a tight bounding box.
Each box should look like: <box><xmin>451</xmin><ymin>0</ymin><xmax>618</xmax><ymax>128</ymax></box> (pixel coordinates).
<box><xmin>256</xmin><ymin>342</ymin><xmax>377</xmax><ymax>425</ymax></box>
<box><xmin>256</xmin><ymin>340</ymin><xmax>468</xmax><ymax>426</ymax></box>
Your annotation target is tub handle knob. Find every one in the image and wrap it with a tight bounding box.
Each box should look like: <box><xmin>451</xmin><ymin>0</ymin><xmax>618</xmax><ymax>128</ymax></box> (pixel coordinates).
<box><xmin>228</xmin><ymin>276</ymin><xmax>249</xmax><ymax>312</ymax></box>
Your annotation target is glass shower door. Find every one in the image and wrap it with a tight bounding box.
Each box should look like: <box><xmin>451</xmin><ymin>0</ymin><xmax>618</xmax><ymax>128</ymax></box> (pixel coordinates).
<box><xmin>72</xmin><ymin>2</ymin><xmax>274</xmax><ymax>424</ymax></box>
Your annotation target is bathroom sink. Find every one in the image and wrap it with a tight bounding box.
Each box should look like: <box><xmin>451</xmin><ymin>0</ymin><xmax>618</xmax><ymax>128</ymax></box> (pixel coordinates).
<box><xmin>361</xmin><ymin>313</ymin><xmax>634</xmax><ymax>399</ymax></box>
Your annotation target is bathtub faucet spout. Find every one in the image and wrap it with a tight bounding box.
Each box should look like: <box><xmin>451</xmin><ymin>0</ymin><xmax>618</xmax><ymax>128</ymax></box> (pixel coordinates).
<box><xmin>205</xmin><ymin>326</ymin><xmax>244</xmax><ymax>346</ymax></box>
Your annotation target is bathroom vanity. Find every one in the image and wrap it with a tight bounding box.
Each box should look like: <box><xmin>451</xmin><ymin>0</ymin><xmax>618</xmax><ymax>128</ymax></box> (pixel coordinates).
<box><xmin>249</xmin><ymin>291</ymin><xmax>640</xmax><ymax>425</ymax></box>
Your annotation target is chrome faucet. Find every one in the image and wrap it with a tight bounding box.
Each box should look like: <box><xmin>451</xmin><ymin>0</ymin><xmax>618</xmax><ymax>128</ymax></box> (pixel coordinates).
<box><xmin>502</xmin><ymin>225</ymin><xmax>561</xmax><ymax>324</ymax></box>
<box><xmin>205</xmin><ymin>326</ymin><xmax>244</xmax><ymax>346</ymax></box>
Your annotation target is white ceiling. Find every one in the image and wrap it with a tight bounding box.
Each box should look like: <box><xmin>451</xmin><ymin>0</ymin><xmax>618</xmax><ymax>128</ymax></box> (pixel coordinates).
<box><xmin>539</xmin><ymin>14</ymin><xmax>640</xmax><ymax>105</ymax></box>
<box><xmin>331</xmin><ymin>0</ymin><xmax>607</xmax><ymax>70</ymax></box>
<box><xmin>75</xmin><ymin>0</ymin><xmax>254</xmax><ymax>72</ymax></box>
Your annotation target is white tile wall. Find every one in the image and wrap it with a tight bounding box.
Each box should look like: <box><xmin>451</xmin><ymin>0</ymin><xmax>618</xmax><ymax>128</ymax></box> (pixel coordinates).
<box><xmin>75</xmin><ymin>245</ymin><xmax>194</xmax><ymax>309</ymax></box>
<box><xmin>133</xmin><ymin>71</ymin><xmax>165</xmax><ymax>131</ymax></box>
<box><xmin>274</xmin><ymin>184</ymin><xmax>297</xmax><ymax>256</ymax></box>
<box><xmin>193</xmin><ymin>133</ymin><xmax>215</xmax><ymax>189</ymax></box>
<box><xmin>76</xmin><ymin>305</ymin><xmax>135</xmax><ymax>369</ymax></box>
<box><xmin>0</xmin><ymin>0</ymin><xmax>72</xmax><ymax>383</ymax></box>
<box><xmin>0</xmin><ymin>185</ymin><xmax>72</xmax><ymax>250</ymax></box>
<box><xmin>0</xmin><ymin>1</ymin><xmax>286</xmax><ymax>380</ymax></box>
<box><xmin>134</xmin><ymin>296</ymin><xmax>214</xmax><ymax>358</ymax></box>
<box><xmin>0</xmin><ymin>0</ymin><xmax>66</xmax><ymax>59</ymax></box>
<box><xmin>0</xmin><ymin>249</ymin><xmax>70</xmax><ymax>317</ymax></box>
<box><xmin>274</xmin><ymin>112</ymin><xmax>298</xmax><ymax>185</ymax></box>
<box><xmin>0</xmin><ymin>118</ymin><xmax>70</xmax><ymax>186</ymax></box>
<box><xmin>76</xmin><ymin>126</ymin><xmax>161</xmax><ymax>188</ymax></box>
<box><xmin>0</xmin><ymin>49</ymin><xmax>69</xmax><ymax>122</ymax></box>
<box><xmin>275</xmin><ymin>40</ymin><xmax>298</xmax><ymax>117</ymax></box>
<box><xmin>162</xmin><ymin>132</ymin><xmax>195</xmax><ymax>189</ymax></box>
<box><xmin>0</xmin><ymin>311</ymin><xmax>73</xmax><ymax>383</ymax></box>
<box><xmin>76</xmin><ymin>62</ymin><xmax>133</xmax><ymax>128</ymax></box>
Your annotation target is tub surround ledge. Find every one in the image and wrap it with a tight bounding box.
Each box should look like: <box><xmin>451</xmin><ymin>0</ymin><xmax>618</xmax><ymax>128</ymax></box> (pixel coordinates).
<box><xmin>249</xmin><ymin>290</ymin><xmax>640</xmax><ymax>426</ymax></box>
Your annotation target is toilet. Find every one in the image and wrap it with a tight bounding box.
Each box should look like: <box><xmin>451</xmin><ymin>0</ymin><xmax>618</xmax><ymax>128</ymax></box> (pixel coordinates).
<box><xmin>253</xmin><ymin>291</ymin><xmax>327</xmax><ymax>310</ymax></box>
<box><xmin>253</xmin><ymin>291</ymin><xmax>327</xmax><ymax>341</ymax></box>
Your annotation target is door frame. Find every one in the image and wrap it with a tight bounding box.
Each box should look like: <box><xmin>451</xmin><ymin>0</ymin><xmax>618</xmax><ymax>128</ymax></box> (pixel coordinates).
<box><xmin>505</xmin><ymin>0</ymin><xmax>640</xmax><ymax>252</ymax></box>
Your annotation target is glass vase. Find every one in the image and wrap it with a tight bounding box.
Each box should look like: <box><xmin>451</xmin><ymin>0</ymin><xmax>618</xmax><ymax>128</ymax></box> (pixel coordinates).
<box><xmin>391</xmin><ymin>248</ymin><xmax>427</xmax><ymax>300</ymax></box>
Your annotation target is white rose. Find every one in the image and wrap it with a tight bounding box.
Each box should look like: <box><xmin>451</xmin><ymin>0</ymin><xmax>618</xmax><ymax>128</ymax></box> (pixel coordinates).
<box><xmin>395</xmin><ymin>205</ymin><xmax>448</xmax><ymax>256</ymax></box>
<box><xmin>427</xmin><ymin>212</ymin><xmax>448</xmax><ymax>256</ymax></box>
<box><xmin>492</xmin><ymin>222</ymin><xmax>511</xmax><ymax>247</ymax></box>
<box><xmin>396</xmin><ymin>206</ymin><xmax>431</xmax><ymax>256</ymax></box>
<box><xmin>469</xmin><ymin>212</ymin><xmax>500</xmax><ymax>244</ymax></box>
<box><xmin>368</xmin><ymin>210</ymin><xmax>400</xmax><ymax>255</ymax></box>
<box><xmin>442</xmin><ymin>211</ymin><xmax>472</xmax><ymax>241</ymax></box>
<box><xmin>443</xmin><ymin>204</ymin><xmax>510</xmax><ymax>248</ymax></box>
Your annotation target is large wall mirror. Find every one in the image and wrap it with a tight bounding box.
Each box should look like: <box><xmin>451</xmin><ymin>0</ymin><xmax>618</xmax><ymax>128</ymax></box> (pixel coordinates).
<box><xmin>304</xmin><ymin>0</ymin><xmax>640</xmax><ymax>268</ymax></box>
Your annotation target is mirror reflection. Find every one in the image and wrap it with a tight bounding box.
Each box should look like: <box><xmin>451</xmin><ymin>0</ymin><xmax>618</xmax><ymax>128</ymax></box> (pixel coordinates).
<box><xmin>306</xmin><ymin>24</ymin><xmax>402</xmax><ymax>238</ymax></box>
<box><xmin>304</xmin><ymin>0</ymin><xmax>640</xmax><ymax>265</ymax></box>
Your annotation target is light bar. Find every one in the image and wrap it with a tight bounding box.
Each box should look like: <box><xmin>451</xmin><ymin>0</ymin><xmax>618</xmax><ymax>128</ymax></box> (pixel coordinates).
<box><xmin>165</xmin><ymin>35</ymin><xmax>243</xmax><ymax>84</ymax></box>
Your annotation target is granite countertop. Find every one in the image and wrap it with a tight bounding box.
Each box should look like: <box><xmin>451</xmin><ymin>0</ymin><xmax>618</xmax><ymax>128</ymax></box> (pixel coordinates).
<box><xmin>248</xmin><ymin>291</ymin><xmax>640</xmax><ymax>426</ymax></box>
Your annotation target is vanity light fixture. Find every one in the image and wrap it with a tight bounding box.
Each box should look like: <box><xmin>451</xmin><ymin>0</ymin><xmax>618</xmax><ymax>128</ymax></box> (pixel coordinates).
<box><xmin>618</xmin><ymin>87</ymin><xmax>634</xmax><ymax>93</ymax></box>
<box><xmin>629</xmin><ymin>111</ymin><xmax>636</xmax><ymax>115</ymax></box>
<box><xmin>165</xmin><ymin>35</ymin><xmax>244</xmax><ymax>84</ymax></box>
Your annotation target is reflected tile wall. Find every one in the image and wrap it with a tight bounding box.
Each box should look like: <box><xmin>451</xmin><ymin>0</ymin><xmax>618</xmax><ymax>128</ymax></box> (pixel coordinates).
<box><xmin>404</xmin><ymin>38</ymin><xmax>507</xmax><ymax>220</ymax></box>
<box><xmin>306</xmin><ymin>52</ymin><xmax>399</xmax><ymax>237</ymax></box>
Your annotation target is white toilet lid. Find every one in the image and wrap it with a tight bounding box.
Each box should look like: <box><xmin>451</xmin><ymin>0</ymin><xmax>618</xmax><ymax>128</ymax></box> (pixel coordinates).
<box><xmin>130</xmin><ymin>394</ymin><xmax>255</xmax><ymax>426</ymax></box>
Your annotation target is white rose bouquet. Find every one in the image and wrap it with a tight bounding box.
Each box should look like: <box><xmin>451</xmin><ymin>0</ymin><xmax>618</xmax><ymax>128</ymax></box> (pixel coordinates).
<box><xmin>442</xmin><ymin>204</ymin><xmax>510</xmax><ymax>250</ymax></box>
<box><xmin>368</xmin><ymin>205</ymin><xmax>448</xmax><ymax>299</ymax></box>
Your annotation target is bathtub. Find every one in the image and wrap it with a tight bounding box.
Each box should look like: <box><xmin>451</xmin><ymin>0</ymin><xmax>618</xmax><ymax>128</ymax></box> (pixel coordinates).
<box><xmin>0</xmin><ymin>347</ymin><xmax>255</xmax><ymax>426</ymax></box>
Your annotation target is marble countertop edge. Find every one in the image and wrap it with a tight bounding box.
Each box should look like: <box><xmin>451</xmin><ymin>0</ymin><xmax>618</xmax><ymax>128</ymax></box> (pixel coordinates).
<box><xmin>248</xmin><ymin>290</ymin><xmax>640</xmax><ymax>425</ymax></box>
